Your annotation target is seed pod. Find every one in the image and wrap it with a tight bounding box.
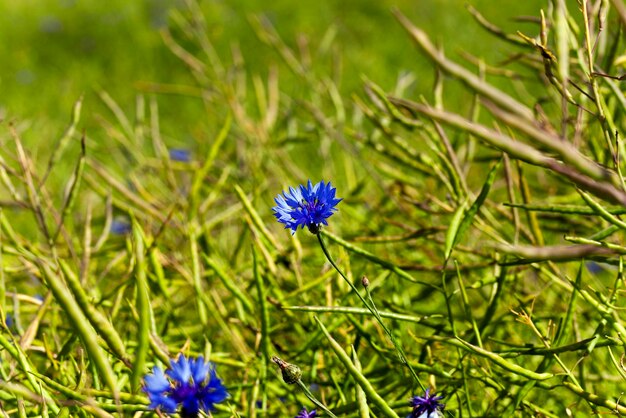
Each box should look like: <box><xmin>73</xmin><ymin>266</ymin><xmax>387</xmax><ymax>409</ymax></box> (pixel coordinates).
<box><xmin>271</xmin><ymin>356</ymin><xmax>302</xmax><ymax>384</ymax></box>
<box><xmin>361</xmin><ymin>275</ymin><xmax>370</xmax><ymax>288</ymax></box>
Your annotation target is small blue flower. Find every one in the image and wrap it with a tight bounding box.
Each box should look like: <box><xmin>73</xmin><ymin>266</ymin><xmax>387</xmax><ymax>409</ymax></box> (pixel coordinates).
<box><xmin>5</xmin><ymin>314</ymin><xmax>14</xmax><ymax>329</ymax></box>
<box><xmin>273</xmin><ymin>180</ymin><xmax>342</xmax><ymax>234</ymax></box>
<box><xmin>110</xmin><ymin>220</ymin><xmax>131</xmax><ymax>235</ymax></box>
<box><xmin>296</xmin><ymin>407</ymin><xmax>317</xmax><ymax>418</ymax></box>
<box><xmin>169</xmin><ymin>148</ymin><xmax>192</xmax><ymax>163</ymax></box>
<box><xmin>408</xmin><ymin>389</ymin><xmax>444</xmax><ymax>418</ymax></box>
<box><xmin>143</xmin><ymin>355</ymin><xmax>228</xmax><ymax>417</ymax></box>
<box><xmin>585</xmin><ymin>261</ymin><xmax>604</xmax><ymax>275</ymax></box>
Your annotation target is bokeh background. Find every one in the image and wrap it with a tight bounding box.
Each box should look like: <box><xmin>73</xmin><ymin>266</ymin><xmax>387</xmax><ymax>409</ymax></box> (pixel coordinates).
<box><xmin>0</xmin><ymin>0</ymin><xmax>545</xmax><ymax>144</ymax></box>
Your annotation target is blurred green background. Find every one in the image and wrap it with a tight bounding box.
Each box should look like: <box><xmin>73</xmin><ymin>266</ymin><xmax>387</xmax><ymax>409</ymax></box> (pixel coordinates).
<box><xmin>0</xmin><ymin>0</ymin><xmax>545</xmax><ymax>141</ymax></box>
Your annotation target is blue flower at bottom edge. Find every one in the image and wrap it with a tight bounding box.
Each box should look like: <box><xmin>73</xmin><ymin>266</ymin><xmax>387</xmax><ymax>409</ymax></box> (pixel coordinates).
<box><xmin>408</xmin><ymin>389</ymin><xmax>445</xmax><ymax>418</ymax></box>
<box><xmin>296</xmin><ymin>407</ymin><xmax>317</xmax><ymax>418</ymax></box>
<box><xmin>143</xmin><ymin>355</ymin><xmax>228</xmax><ymax>418</ymax></box>
<box><xmin>273</xmin><ymin>180</ymin><xmax>342</xmax><ymax>234</ymax></box>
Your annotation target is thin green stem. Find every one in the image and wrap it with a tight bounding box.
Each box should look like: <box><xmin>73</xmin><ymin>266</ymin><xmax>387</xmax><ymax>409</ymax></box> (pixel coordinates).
<box><xmin>316</xmin><ymin>232</ymin><xmax>424</xmax><ymax>390</ymax></box>
<box><xmin>296</xmin><ymin>380</ymin><xmax>339</xmax><ymax>418</ymax></box>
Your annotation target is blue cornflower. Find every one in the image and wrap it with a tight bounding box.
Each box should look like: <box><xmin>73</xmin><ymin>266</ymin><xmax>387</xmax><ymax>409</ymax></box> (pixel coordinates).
<box><xmin>110</xmin><ymin>219</ymin><xmax>131</xmax><ymax>235</ymax></box>
<box><xmin>143</xmin><ymin>355</ymin><xmax>228</xmax><ymax>418</ymax></box>
<box><xmin>5</xmin><ymin>314</ymin><xmax>13</xmax><ymax>329</ymax></box>
<box><xmin>408</xmin><ymin>389</ymin><xmax>444</xmax><ymax>418</ymax></box>
<box><xmin>169</xmin><ymin>148</ymin><xmax>192</xmax><ymax>163</ymax></box>
<box><xmin>273</xmin><ymin>180</ymin><xmax>342</xmax><ymax>234</ymax></box>
<box><xmin>296</xmin><ymin>407</ymin><xmax>317</xmax><ymax>418</ymax></box>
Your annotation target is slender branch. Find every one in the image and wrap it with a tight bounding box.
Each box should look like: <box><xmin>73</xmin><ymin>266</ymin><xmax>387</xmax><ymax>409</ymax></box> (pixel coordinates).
<box><xmin>317</xmin><ymin>233</ymin><xmax>424</xmax><ymax>389</ymax></box>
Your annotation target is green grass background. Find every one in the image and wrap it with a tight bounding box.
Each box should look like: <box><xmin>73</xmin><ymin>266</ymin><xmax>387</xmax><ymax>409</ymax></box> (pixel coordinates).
<box><xmin>5</xmin><ymin>1</ymin><xmax>624</xmax><ymax>417</ymax></box>
<box><xmin>0</xmin><ymin>0</ymin><xmax>545</xmax><ymax>138</ymax></box>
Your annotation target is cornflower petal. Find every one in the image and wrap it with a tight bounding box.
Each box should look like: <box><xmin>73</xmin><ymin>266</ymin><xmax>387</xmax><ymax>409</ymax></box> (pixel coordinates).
<box><xmin>143</xmin><ymin>366</ymin><xmax>176</xmax><ymax>413</ymax></box>
<box><xmin>200</xmin><ymin>367</ymin><xmax>229</xmax><ymax>410</ymax></box>
<box><xmin>409</xmin><ymin>389</ymin><xmax>445</xmax><ymax>418</ymax></box>
<box><xmin>144</xmin><ymin>366</ymin><xmax>170</xmax><ymax>393</ymax></box>
<box><xmin>150</xmin><ymin>394</ymin><xmax>177</xmax><ymax>414</ymax></box>
<box><xmin>295</xmin><ymin>407</ymin><xmax>317</xmax><ymax>418</ymax></box>
<box><xmin>167</xmin><ymin>355</ymin><xmax>192</xmax><ymax>383</ymax></box>
<box><xmin>189</xmin><ymin>356</ymin><xmax>211</xmax><ymax>384</ymax></box>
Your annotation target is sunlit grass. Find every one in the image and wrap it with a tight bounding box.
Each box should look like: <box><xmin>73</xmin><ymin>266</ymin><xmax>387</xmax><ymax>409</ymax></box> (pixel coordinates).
<box><xmin>2</xmin><ymin>0</ymin><xmax>626</xmax><ymax>417</ymax></box>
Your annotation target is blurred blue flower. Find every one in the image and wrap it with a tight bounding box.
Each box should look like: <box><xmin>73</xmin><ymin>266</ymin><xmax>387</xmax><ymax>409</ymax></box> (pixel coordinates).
<box><xmin>408</xmin><ymin>389</ymin><xmax>444</xmax><ymax>418</ymax></box>
<box><xmin>143</xmin><ymin>355</ymin><xmax>228</xmax><ymax>417</ymax></box>
<box><xmin>296</xmin><ymin>407</ymin><xmax>317</xmax><ymax>418</ymax></box>
<box><xmin>169</xmin><ymin>148</ymin><xmax>191</xmax><ymax>163</ymax></box>
<box><xmin>585</xmin><ymin>261</ymin><xmax>605</xmax><ymax>275</ymax></box>
<box><xmin>110</xmin><ymin>220</ymin><xmax>131</xmax><ymax>235</ymax></box>
<box><xmin>5</xmin><ymin>314</ymin><xmax>13</xmax><ymax>328</ymax></box>
<box><xmin>273</xmin><ymin>180</ymin><xmax>342</xmax><ymax>234</ymax></box>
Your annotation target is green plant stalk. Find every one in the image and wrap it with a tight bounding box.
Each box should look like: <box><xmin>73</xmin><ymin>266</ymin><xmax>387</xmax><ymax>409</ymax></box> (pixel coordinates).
<box><xmin>564</xmin><ymin>236</ymin><xmax>626</xmax><ymax>254</ymax></box>
<box><xmin>538</xmin><ymin>264</ymin><xmax>626</xmax><ymax>347</ymax></box>
<box><xmin>234</xmin><ymin>184</ymin><xmax>282</xmax><ymax>252</ymax></box>
<box><xmin>37</xmin><ymin>261</ymin><xmax>118</xmax><ymax>397</ymax></box>
<box><xmin>53</xmin><ymin>134</ymin><xmax>85</xmax><ymax>243</ymax></box>
<box><xmin>296</xmin><ymin>380</ymin><xmax>339</xmax><ymax>418</ymax></box>
<box><xmin>149</xmin><ymin>248</ymin><xmax>171</xmax><ymax>300</ymax></box>
<box><xmin>131</xmin><ymin>219</ymin><xmax>151</xmax><ymax>393</ymax></box>
<box><xmin>317</xmin><ymin>232</ymin><xmax>424</xmax><ymax>389</ymax></box>
<box><xmin>58</xmin><ymin>260</ymin><xmax>130</xmax><ymax>365</ymax></box>
<box><xmin>517</xmin><ymin>162</ymin><xmax>544</xmax><ymax>246</ymax></box>
<box><xmin>352</xmin><ymin>347</ymin><xmax>370</xmax><ymax>418</ymax></box>
<box><xmin>447</xmin><ymin>159</ymin><xmax>500</xmax><ymax>259</ymax></box>
<box><xmin>32</xmin><ymin>372</ymin><xmax>149</xmax><ymax>413</ymax></box>
<box><xmin>0</xmin><ymin>333</ymin><xmax>59</xmax><ymax>413</ymax></box>
<box><xmin>189</xmin><ymin>225</ymin><xmax>208</xmax><ymax>325</ymax></box>
<box><xmin>252</xmin><ymin>246</ymin><xmax>269</xmax><ymax>411</ymax></box>
<box><xmin>86</xmin><ymin>163</ymin><xmax>167</xmax><ymax>223</ymax></box>
<box><xmin>320</xmin><ymin>230</ymin><xmax>430</xmax><ymax>286</ymax></box>
<box><xmin>41</xmin><ymin>97</ymin><xmax>82</xmax><ymax>186</ymax></box>
<box><xmin>455</xmin><ymin>338</ymin><xmax>553</xmax><ymax>380</ymax></box>
<box><xmin>578</xmin><ymin>189</ymin><xmax>626</xmax><ymax>231</ymax></box>
<box><xmin>0</xmin><ymin>210</ymin><xmax>3</xmax><ymax>317</ymax></box>
<box><xmin>248</xmin><ymin>378</ymin><xmax>260</xmax><ymax>418</ymax></box>
<box><xmin>315</xmin><ymin>317</ymin><xmax>400</xmax><ymax>418</ymax></box>
<box><xmin>581</xmin><ymin>0</ymin><xmax>620</xmax><ymax>159</ymax></box>
<box><xmin>283</xmin><ymin>305</ymin><xmax>442</xmax><ymax>324</ymax></box>
<box><xmin>392</xmin><ymin>9</ymin><xmax>534</xmax><ymax>120</ymax></box>
<box><xmin>503</xmin><ymin>203</ymin><xmax>626</xmax><ymax>215</ymax></box>
<box><xmin>31</xmin><ymin>372</ymin><xmax>142</xmax><ymax>405</ymax></box>
<box><xmin>0</xmin><ymin>381</ymin><xmax>55</xmax><ymax>415</ymax></box>
<box><xmin>563</xmin><ymin>381</ymin><xmax>626</xmax><ymax>414</ymax></box>
<box><xmin>386</xmin><ymin>96</ymin><xmax>626</xmax><ymax>206</ymax></box>
<box><xmin>444</xmin><ymin>199</ymin><xmax>468</xmax><ymax>260</ymax></box>
<box><xmin>454</xmin><ymin>261</ymin><xmax>482</xmax><ymax>347</ymax></box>
<box><xmin>503</xmin><ymin>265</ymin><xmax>584</xmax><ymax>413</ymax></box>
<box><xmin>189</xmin><ymin>113</ymin><xmax>231</xmax><ymax>217</ymax></box>
<box><xmin>204</xmin><ymin>255</ymin><xmax>254</xmax><ymax>313</ymax></box>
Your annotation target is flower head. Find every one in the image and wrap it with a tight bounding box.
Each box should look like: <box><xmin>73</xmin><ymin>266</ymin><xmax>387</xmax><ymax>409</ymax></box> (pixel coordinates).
<box><xmin>408</xmin><ymin>389</ymin><xmax>444</xmax><ymax>418</ymax></box>
<box><xmin>5</xmin><ymin>313</ymin><xmax>14</xmax><ymax>329</ymax></box>
<box><xmin>271</xmin><ymin>356</ymin><xmax>302</xmax><ymax>384</ymax></box>
<box><xmin>110</xmin><ymin>219</ymin><xmax>131</xmax><ymax>235</ymax></box>
<box><xmin>273</xmin><ymin>180</ymin><xmax>342</xmax><ymax>234</ymax></box>
<box><xmin>143</xmin><ymin>355</ymin><xmax>228</xmax><ymax>418</ymax></box>
<box><xmin>169</xmin><ymin>148</ymin><xmax>192</xmax><ymax>163</ymax></box>
<box><xmin>296</xmin><ymin>407</ymin><xmax>317</xmax><ymax>418</ymax></box>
